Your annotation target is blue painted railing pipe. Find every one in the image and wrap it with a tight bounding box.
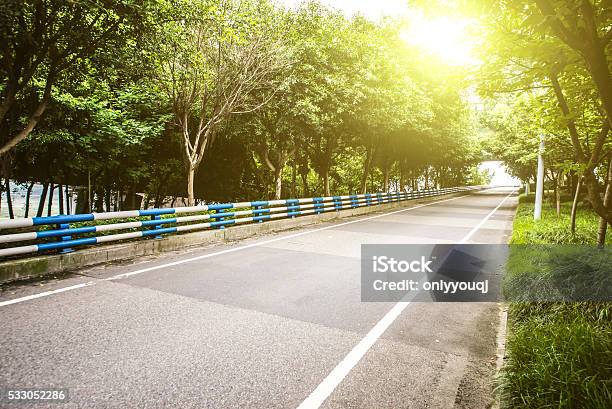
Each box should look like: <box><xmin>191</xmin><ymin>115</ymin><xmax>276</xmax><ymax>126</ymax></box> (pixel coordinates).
<box><xmin>0</xmin><ymin>186</ymin><xmax>482</xmax><ymax>257</ymax></box>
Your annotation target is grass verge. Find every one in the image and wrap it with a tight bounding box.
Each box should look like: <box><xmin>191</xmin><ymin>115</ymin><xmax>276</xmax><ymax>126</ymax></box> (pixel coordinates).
<box><xmin>499</xmin><ymin>194</ymin><xmax>612</xmax><ymax>409</ymax></box>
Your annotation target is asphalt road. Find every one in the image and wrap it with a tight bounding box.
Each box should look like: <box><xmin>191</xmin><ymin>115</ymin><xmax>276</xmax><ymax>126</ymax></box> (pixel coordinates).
<box><xmin>0</xmin><ymin>187</ymin><xmax>517</xmax><ymax>409</ymax></box>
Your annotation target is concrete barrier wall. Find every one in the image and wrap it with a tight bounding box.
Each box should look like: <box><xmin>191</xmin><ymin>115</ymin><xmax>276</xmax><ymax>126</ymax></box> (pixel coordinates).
<box><xmin>0</xmin><ymin>192</ymin><xmax>468</xmax><ymax>284</ymax></box>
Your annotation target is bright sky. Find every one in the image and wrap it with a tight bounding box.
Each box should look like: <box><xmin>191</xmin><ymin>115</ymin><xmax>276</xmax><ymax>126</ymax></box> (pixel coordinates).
<box><xmin>276</xmin><ymin>0</ymin><xmax>479</xmax><ymax>67</ymax></box>
<box><xmin>479</xmin><ymin>161</ymin><xmax>521</xmax><ymax>186</ymax></box>
<box><xmin>399</xmin><ymin>13</ymin><xmax>479</xmax><ymax>66</ymax></box>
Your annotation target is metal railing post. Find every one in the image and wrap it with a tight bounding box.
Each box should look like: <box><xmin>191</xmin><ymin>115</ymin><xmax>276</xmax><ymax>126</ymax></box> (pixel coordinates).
<box><xmin>312</xmin><ymin>197</ymin><xmax>323</xmax><ymax>214</ymax></box>
<box><xmin>58</xmin><ymin>223</ymin><xmax>73</xmax><ymax>253</ymax></box>
<box><xmin>287</xmin><ymin>199</ymin><xmax>299</xmax><ymax>218</ymax></box>
<box><xmin>152</xmin><ymin>215</ymin><xmax>163</xmax><ymax>239</ymax></box>
<box><xmin>217</xmin><ymin>209</ymin><xmax>225</xmax><ymax>229</ymax></box>
<box><xmin>333</xmin><ymin>196</ymin><xmax>341</xmax><ymax>211</ymax></box>
<box><xmin>256</xmin><ymin>205</ymin><xmax>263</xmax><ymax>222</ymax></box>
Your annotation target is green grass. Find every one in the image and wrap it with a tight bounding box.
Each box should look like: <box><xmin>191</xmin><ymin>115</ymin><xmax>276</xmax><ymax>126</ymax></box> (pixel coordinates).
<box><xmin>503</xmin><ymin>244</ymin><xmax>612</xmax><ymax>302</ymax></box>
<box><xmin>500</xmin><ymin>305</ymin><xmax>612</xmax><ymax>408</ymax></box>
<box><xmin>511</xmin><ymin>195</ymin><xmax>611</xmax><ymax>245</ymax></box>
<box><xmin>499</xmin><ymin>194</ymin><xmax>612</xmax><ymax>409</ymax></box>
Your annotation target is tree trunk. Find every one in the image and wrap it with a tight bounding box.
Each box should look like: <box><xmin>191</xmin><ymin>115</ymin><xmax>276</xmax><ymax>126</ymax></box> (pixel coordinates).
<box><xmin>549</xmin><ymin>71</ymin><xmax>612</xmax><ymax>224</ymax></box>
<box><xmin>187</xmin><ymin>165</ymin><xmax>196</xmax><ymax>206</ymax></box>
<box><xmin>597</xmin><ymin>158</ymin><xmax>612</xmax><ymax>246</ymax></box>
<box><xmin>58</xmin><ymin>184</ymin><xmax>64</xmax><ymax>214</ymax></box>
<box><xmin>36</xmin><ymin>183</ymin><xmax>49</xmax><ymax>217</ymax></box>
<box><xmin>323</xmin><ymin>169</ymin><xmax>330</xmax><ymax>197</ymax></box>
<box><xmin>383</xmin><ymin>166</ymin><xmax>390</xmax><ymax>192</ymax></box>
<box><xmin>114</xmin><ymin>189</ymin><xmax>120</xmax><ymax>212</ymax></box>
<box><xmin>94</xmin><ymin>190</ymin><xmax>103</xmax><ymax>212</ymax></box>
<box><xmin>583</xmin><ymin>171</ymin><xmax>612</xmax><ymax>226</ymax></box>
<box><xmin>536</xmin><ymin>0</ymin><xmax>612</xmax><ymax>130</ymax></box>
<box><xmin>143</xmin><ymin>193</ymin><xmax>151</xmax><ymax>210</ymax></box>
<box><xmin>273</xmin><ymin>167</ymin><xmax>283</xmax><ymax>200</ymax></box>
<box><xmin>87</xmin><ymin>170</ymin><xmax>92</xmax><ymax>213</ymax></box>
<box><xmin>103</xmin><ymin>189</ymin><xmax>109</xmax><ymax>212</ymax></box>
<box><xmin>75</xmin><ymin>188</ymin><xmax>87</xmax><ymax>214</ymax></box>
<box><xmin>0</xmin><ymin>81</ymin><xmax>17</xmax><ymax>125</ymax></box>
<box><xmin>130</xmin><ymin>186</ymin><xmax>136</xmax><ymax>210</ymax></box>
<box><xmin>580</xmin><ymin>36</ymin><xmax>612</xmax><ymax>130</ymax></box>
<box><xmin>64</xmin><ymin>185</ymin><xmax>72</xmax><ymax>214</ymax></box>
<box><xmin>555</xmin><ymin>173</ymin><xmax>561</xmax><ymax>217</ymax></box>
<box><xmin>47</xmin><ymin>183</ymin><xmax>55</xmax><ymax>216</ymax></box>
<box><xmin>570</xmin><ymin>177</ymin><xmax>581</xmax><ymax>235</ymax></box>
<box><xmin>262</xmin><ymin>149</ymin><xmax>293</xmax><ymax>200</ymax></box>
<box><xmin>360</xmin><ymin>146</ymin><xmax>373</xmax><ymax>194</ymax></box>
<box><xmin>24</xmin><ymin>181</ymin><xmax>34</xmax><ymax>217</ymax></box>
<box><xmin>4</xmin><ymin>178</ymin><xmax>14</xmax><ymax>219</ymax></box>
<box><xmin>434</xmin><ymin>167</ymin><xmax>440</xmax><ymax>189</ymax></box>
<box><xmin>291</xmin><ymin>161</ymin><xmax>296</xmax><ymax>198</ymax></box>
<box><xmin>123</xmin><ymin>185</ymin><xmax>135</xmax><ymax>210</ymax></box>
<box><xmin>300</xmin><ymin>172</ymin><xmax>309</xmax><ymax>197</ymax></box>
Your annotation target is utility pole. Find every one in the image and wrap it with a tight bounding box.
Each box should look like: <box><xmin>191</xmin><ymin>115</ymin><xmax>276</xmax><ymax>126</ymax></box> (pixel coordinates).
<box><xmin>534</xmin><ymin>134</ymin><xmax>545</xmax><ymax>220</ymax></box>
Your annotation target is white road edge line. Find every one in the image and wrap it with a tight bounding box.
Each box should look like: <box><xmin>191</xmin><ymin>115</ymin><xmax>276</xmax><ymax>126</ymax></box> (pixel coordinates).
<box><xmin>0</xmin><ymin>282</ymin><xmax>95</xmax><ymax>307</ymax></box>
<box><xmin>0</xmin><ymin>189</ymin><xmax>497</xmax><ymax>308</ymax></box>
<box><xmin>295</xmin><ymin>188</ymin><xmax>516</xmax><ymax>409</ymax></box>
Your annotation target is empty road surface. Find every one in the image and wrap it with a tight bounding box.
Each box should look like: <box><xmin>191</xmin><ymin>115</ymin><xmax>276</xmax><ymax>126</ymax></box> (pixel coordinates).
<box><xmin>0</xmin><ymin>187</ymin><xmax>517</xmax><ymax>409</ymax></box>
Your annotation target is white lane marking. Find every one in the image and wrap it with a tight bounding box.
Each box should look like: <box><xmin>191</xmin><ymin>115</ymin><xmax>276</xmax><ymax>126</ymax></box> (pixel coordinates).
<box><xmin>0</xmin><ymin>189</ymin><xmax>494</xmax><ymax>307</ymax></box>
<box><xmin>297</xmin><ymin>301</ymin><xmax>409</xmax><ymax>409</ymax></box>
<box><xmin>0</xmin><ymin>282</ymin><xmax>95</xmax><ymax>307</ymax></box>
<box><xmin>459</xmin><ymin>190</ymin><xmax>516</xmax><ymax>244</ymax></box>
<box><xmin>295</xmin><ymin>188</ymin><xmax>516</xmax><ymax>409</ymax></box>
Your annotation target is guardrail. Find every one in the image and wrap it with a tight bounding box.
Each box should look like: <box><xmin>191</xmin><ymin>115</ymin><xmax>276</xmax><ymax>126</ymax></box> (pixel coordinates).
<box><xmin>0</xmin><ymin>186</ymin><xmax>482</xmax><ymax>258</ymax></box>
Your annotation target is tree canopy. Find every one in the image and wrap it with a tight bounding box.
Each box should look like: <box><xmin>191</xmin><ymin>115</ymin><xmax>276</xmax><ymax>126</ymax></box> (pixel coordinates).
<box><xmin>0</xmin><ymin>0</ymin><xmax>505</xmax><ymax>216</ymax></box>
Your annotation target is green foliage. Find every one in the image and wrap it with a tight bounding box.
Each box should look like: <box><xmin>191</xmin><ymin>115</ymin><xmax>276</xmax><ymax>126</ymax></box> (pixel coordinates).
<box><xmin>500</xmin><ymin>197</ymin><xmax>612</xmax><ymax>409</ymax></box>
<box><xmin>504</xmin><ymin>244</ymin><xmax>612</xmax><ymax>302</ymax></box>
<box><xmin>468</xmin><ymin>167</ymin><xmax>493</xmax><ymax>186</ymax></box>
<box><xmin>469</xmin><ymin>0</ymin><xmax>611</xmax><ymax>233</ymax></box>
<box><xmin>510</xmin><ymin>196</ymin><xmax>610</xmax><ymax>244</ymax></box>
<box><xmin>500</xmin><ymin>305</ymin><xmax>612</xmax><ymax>409</ymax></box>
<box><xmin>3</xmin><ymin>0</ymin><xmax>486</xmax><ymax>213</ymax></box>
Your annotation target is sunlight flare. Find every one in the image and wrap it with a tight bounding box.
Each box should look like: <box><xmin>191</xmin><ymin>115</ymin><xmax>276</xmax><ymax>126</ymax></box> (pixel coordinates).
<box><xmin>400</xmin><ymin>13</ymin><xmax>478</xmax><ymax>66</ymax></box>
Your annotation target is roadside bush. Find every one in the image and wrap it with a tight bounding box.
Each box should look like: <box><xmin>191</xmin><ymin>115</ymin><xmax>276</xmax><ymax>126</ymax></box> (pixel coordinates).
<box><xmin>499</xmin><ymin>195</ymin><xmax>612</xmax><ymax>409</ymax></box>
<box><xmin>500</xmin><ymin>307</ymin><xmax>612</xmax><ymax>408</ymax></box>
<box><xmin>511</xmin><ymin>201</ymin><xmax>609</xmax><ymax>244</ymax></box>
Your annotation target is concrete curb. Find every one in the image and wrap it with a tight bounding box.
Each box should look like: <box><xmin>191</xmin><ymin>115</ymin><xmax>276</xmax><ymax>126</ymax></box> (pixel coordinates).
<box><xmin>492</xmin><ymin>195</ymin><xmax>519</xmax><ymax>409</ymax></box>
<box><xmin>491</xmin><ymin>305</ymin><xmax>509</xmax><ymax>409</ymax></box>
<box><xmin>0</xmin><ymin>192</ymin><xmax>468</xmax><ymax>284</ymax></box>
